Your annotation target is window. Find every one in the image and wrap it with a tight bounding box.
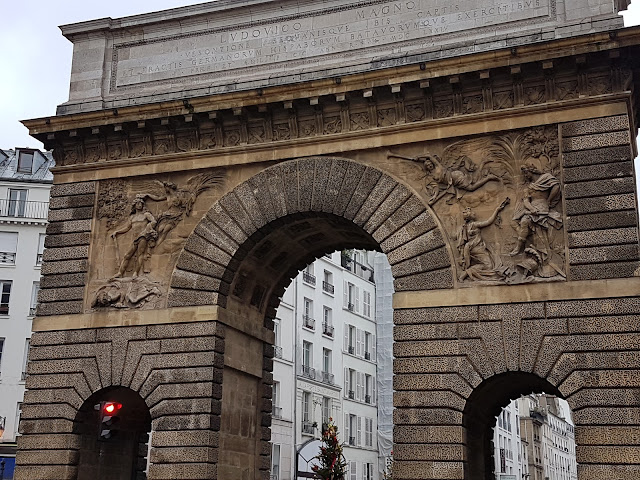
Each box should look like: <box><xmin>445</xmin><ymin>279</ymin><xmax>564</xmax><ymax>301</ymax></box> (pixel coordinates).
<box><xmin>365</xmin><ymin>418</ymin><xmax>373</xmax><ymax>447</ymax></box>
<box><xmin>323</xmin><ymin>348</ymin><xmax>331</xmax><ymax>374</ymax></box>
<box><xmin>349</xmin><ymin>414</ymin><xmax>357</xmax><ymax>445</ymax></box>
<box><xmin>303</xmin><ymin>298</ymin><xmax>314</xmax><ymax>329</ymax></box>
<box><xmin>303</xmin><ymin>341</ymin><xmax>312</xmax><ymax>368</ymax></box>
<box><xmin>322</xmin><ymin>397</ymin><xmax>331</xmax><ymax>423</ymax></box>
<box><xmin>364</xmin><ymin>331</ymin><xmax>372</xmax><ymax>360</ymax></box>
<box><xmin>365</xmin><ymin>374</ymin><xmax>373</xmax><ymax>404</ymax></box>
<box><xmin>0</xmin><ymin>281</ymin><xmax>11</xmax><ymax>314</ymax></box>
<box><xmin>345</xmin><ymin>324</ymin><xmax>356</xmax><ymax>354</ymax></box>
<box><xmin>345</xmin><ymin>368</ymin><xmax>356</xmax><ymax>399</ymax></box>
<box><xmin>302</xmin><ymin>391</ymin><xmax>311</xmax><ymax>422</ymax></box>
<box><xmin>273</xmin><ymin>381</ymin><xmax>279</xmax><ymax>408</ymax></box>
<box><xmin>271</xmin><ymin>444</ymin><xmax>281</xmax><ymax>480</ymax></box>
<box><xmin>322</xmin><ymin>307</ymin><xmax>333</xmax><ymax>336</ymax></box>
<box><xmin>303</xmin><ymin>264</ymin><xmax>316</xmax><ymax>285</ymax></box>
<box><xmin>8</xmin><ymin>189</ymin><xmax>27</xmax><ymax>217</ymax></box>
<box><xmin>363</xmin><ymin>290</ymin><xmax>371</xmax><ymax>317</ymax></box>
<box><xmin>0</xmin><ymin>232</ymin><xmax>18</xmax><ymax>265</ymax></box>
<box><xmin>273</xmin><ymin>318</ymin><xmax>280</xmax><ymax>346</ymax></box>
<box><xmin>322</xmin><ymin>270</ymin><xmax>334</xmax><ymax>294</ymax></box>
<box><xmin>17</xmin><ymin>150</ymin><xmax>34</xmax><ymax>174</ymax></box>
<box><xmin>364</xmin><ymin>462</ymin><xmax>374</xmax><ymax>480</ymax></box>
<box><xmin>0</xmin><ymin>337</ymin><xmax>4</xmax><ymax>375</ymax></box>
<box><xmin>15</xmin><ymin>402</ymin><xmax>22</xmax><ymax>437</ymax></box>
<box><xmin>343</xmin><ymin>281</ymin><xmax>359</xmax><ymax>312</ymax></box>
<box><xmin>22</xmin><ymin>339</ymin><xmax>30</xmax><ymax>381</ymax></box>
<box><xmin>349</xmin><ymin>461</ymin><xmax>357</xmax><ymax>480</ymax></box>
<box><xmin>36</xmin><ymin>234</ymin><xmax>45</xmax><ymax>266</ymax></box>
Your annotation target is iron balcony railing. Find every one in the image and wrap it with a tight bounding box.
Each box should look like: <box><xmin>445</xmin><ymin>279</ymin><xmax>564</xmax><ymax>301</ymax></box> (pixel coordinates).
<box><xmin>273</xmin><ymin>406</ymin><xmax>283</xmax><ymax>419</ymax></box>
<box><xmin>364</xmin><ymin>351</ymin><xmax>371</xmax><ymax>360</ymax></box>
<box><xmin>348</xmin><ymin>436</ymin><xmax>356</xmax><ymax>446</ymax></box>
<box><xmin>347</xmin><ymin>302</ymin><xmax>354</xmax><ymax>312</ymax></box>
<box><xmin>302</xmin><ymin>272</ymin><xmax>316</xmax><ymax>286</ymax></box>
<box><xmin>29</xmin><ymin>307</ymin><xmax>36</xmax><ymax>317</ymax></box>
<box><xmin>301</xmin><ymin>365</ymin><xmax>315</xmax><ymax>380</ymax></box>
<box><xmin>348</xmin><ymin>390</ymin><xmax>354</xmax><ymax>399</ymax></box>
<box><xmin>321</xmin><ymin>371</ymin><xmax>334</xmax><ymax>385</ymax></box>
<box><xmin>303</xmin><ymin>315</ymin><xmax>315</xmax><ymax>330</ymax></box>
<box><xmin>322</xmin><ymin>321</ymin><xmax>334</xmax><ymax>337</ymax></box>
<box><xmin>21</xmin><ymin>372</ymin><xmax>27</xmax><ymax>381</ymax></box>
<box><xmin>365</xmin><ymin>394</ymin><xmax>371</xmax><ymax>404</ymax></box>
<box><xmin>322</xmin><ymin>281</ymin><xmax>334</xmax><ymax>294</ymax></box>
<box><xmin>0</xmin><ymin>252</ymin><xmax>16</xmax><ymax>265</ymax></box>
<box><xmin>302</xmin><ymin>421</ymin><xmax>315</xmax><ymax>434</ymax></box>
<box><xmin>36</xmin><ymin>253</ymin><xmax>43</xmax><ymax>266</ymax></box>
<box><xmin>0</xmin><ymin>199</ymin><xmax>49</xmax><ymax>220</ymax></box>
<box><xmin>274</xmin><ymin>345</ymin><xmax>283</xmax><ymax>359</ymax></box>
<box><xmin>348</xmin><ymin>346</ymin><xmax>354</xmax><ymax>355</ymax></box>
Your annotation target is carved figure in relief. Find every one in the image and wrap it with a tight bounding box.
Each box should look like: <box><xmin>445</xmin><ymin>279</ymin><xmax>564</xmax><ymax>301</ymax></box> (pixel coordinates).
<box><xmin>457</xmin><ymin>198</ymin><xmax>510</xmax><ymax>282</ymax></box>
<box><xmin>111</xmin><ymin>195</ymin><xmax>158</xmax><ymax>277</ymax></box>
<box><xmin>92</xmin><ymin>278</ymin><xmax>162</xmax><ymax>310</ymax></box>
<box><xmin>390</xmin><ymin>151</ymin><xmax>503</xmax><ymax>205</ymax></box>
<box><xmin>137</xmin><ymin>172</ymin><xmax>225</xmax><ymax>245</ymax></box>
<box><xmin>509</xmin><ymin>162</ymin><xmax>562</xmax><ymax>257</ymax></box>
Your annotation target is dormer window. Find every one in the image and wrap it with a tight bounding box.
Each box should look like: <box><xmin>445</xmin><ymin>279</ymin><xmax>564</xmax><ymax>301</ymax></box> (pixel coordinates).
<box><xmin>17</xmin><ymin>150</ymin><xmax>35</xmax><ymax>174</ymax></box>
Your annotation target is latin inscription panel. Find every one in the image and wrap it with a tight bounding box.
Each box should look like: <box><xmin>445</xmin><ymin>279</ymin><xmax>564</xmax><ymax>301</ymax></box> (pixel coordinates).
<box><xmin>113</xmin><ymin>0</ymin><xmax>550</xmax><ymax>90</ymax></box>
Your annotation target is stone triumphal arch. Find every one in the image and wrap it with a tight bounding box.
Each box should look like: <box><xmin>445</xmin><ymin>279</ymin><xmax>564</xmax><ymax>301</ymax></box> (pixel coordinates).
<box><xmin>14</xmin><ymin>0</ymin><xmax>640</xmax><ymax>478</ymax></box>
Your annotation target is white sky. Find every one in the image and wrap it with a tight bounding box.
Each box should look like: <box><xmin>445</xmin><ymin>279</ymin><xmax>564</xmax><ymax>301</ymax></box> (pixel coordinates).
<box><xmin>0</xmin><ymin>1</ymin><xmax>639</xmax><ymax>149</ymax></box>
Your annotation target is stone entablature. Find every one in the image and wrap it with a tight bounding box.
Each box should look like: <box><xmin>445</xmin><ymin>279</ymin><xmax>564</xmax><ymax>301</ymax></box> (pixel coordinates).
<box><xmin>56</xmin><ymin>0</ymin><xmax>629</xmax><ymax>114</ymax></box>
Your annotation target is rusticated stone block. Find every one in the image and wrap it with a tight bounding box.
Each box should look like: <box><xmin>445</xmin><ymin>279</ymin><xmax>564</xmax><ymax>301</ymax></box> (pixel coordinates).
<box><xmin>575</xmin><ymin>426</ymin><xmax>640</xmax><ymax>445</ymax></box>
<box><xmin>184</xmin><ymin>235</ymin><xmax>232</xmax><ymax>266</ymax></box>
<box><xmin>573</xmin><ymin>407</ymin><xmax>640</xmax><ymax>425</ymax></box>
<box><xmin>577</xmin><ymin>464</ymin><xmax>640</xmax><ymax>480</ymax></box>
<box><xmin>393</xmin><ymin>461</ymin><xmax>463</xmax><ymax>480</ymax></box>
<box><xmin>394</xmin><ymin>268</ymin><xmax>453</xmax><ymax>291</ymax></box>
<box><xmin>42</xmin><ymin>245</ymin><xmax>89</xmax><ymax>262</ymax></box>
<box><xmin>561</xmin><ymin>115</ymin><xmax>629</xmax><ymax>136</ymax></box>
<box><xmin>233</xmin><ymin>181</ymin><xmax>268</xmax><ymax>230</ymax></box>
<box><xmin>152</xmin><ymin>430</ymin><xmax>219</xmax><ymax>448</ymax></box>
<box><xmin>393</xmin><ymin>408</ymin><xmax>462</xmax><ymax>425</ymax></box>
<box><xmin>153</xmin><ymin>413</ymin><xmax>220</xmax><ymax>432</ymax></box>
<box><xmin>394</xmin><ymin>306</ymin><xmax>478</xmax><ymax>325</ymax></box>
<box><xmin>15</xmin><ymin>449</ymin><xmax>79</xmax><ymax>466</ymax></box>
<box><xmin>394</xmin><ymin>373</ymin><xmax>472</xmax><ymax>397</ymax></box>
<box><xmin>296</xmin><ymin>159</ymin><xmax>316</xmax><ymax>212</ymax></box>
<box><xmin>373</xmin><ymin>196</ymin><xmax>426</xmax><ymax>243</ymax></box>
<box><xmin>568</xmin><ymin>227</ymin><xmax>638</xmax><ymax>248</ymax></box>
<box><xmin>547</xmin><ymin>297</ymin><xmax>640</xmax><ymax>318</ymax></box>
<box><xmin>333</xmin><ymin>161</ymin><xmax>367</xmax><ymax>216</ymax></box>
<box><xmin>562</xmin><ymin>145</ymin><xmax>632</xmax><ymax>167</ymax></box>
<box><xmin>568</xmin><ymin>261</ymin><xmax>640</xmax><ymax>281</ymax></box>
<box><xmin>569</xmin><ymin>244</ymin><xmax>639</xmax><ymax>264</ymax></box>
<box><xmin>394</xmin><ymin>425</ymin><xmax>465</xmax><ymax>444</ymax></box>
<box><xmin>321</xmin><ymin>159</ymin><xmax>349</xmax><ymax>214</ymax></box>
<box><xmin>206</xmin><ymin>204</ymin><xmax>249</xmax><ymax>245</ymax></box>
<box><xmin>45</xmin><ymin>219</ymin><xmax>92</xmax><ymax>235</ymax></box>
<box><xmin>363</xmin><ymin>184</ymin><xmax>411</xmax><ymax>234</ymax></box>
<box><xmin>394</xmin><ymin>444</ymin><xmax>466</xmax><ymax>461</ymax></box>
<box><xmin>17</xmin><ymin>433</ymin><xmax>81</xmax><ymax>450</ymax></box>
<box><xmin>394</xmin><ymin>391</ymin><xmax>466</xmax><ymax>410</ymax></box>
<box><xmin>569</xmin><ymin>388</ymin><xmax>640</xmax><ymax>410</ymax></box>
<box><xmin>565</xmin><ymin>193</ymin><xmax>637</xmax><ymax>215</ymax></box>
<box><xmin>49</xmin><ymin>194</ymin><xmax>95</xmax><ymax>210</ymax></box>
<box><xmin>309</xmin><ymin>159</ymin><xmax>331</xmax><ymax>213</ymax></box>
<box><xmin>36</xmin><ymin>301</ymin><xmax>84</xmax><ymax>316</ymax></box>
<box><xmin>563</xmin><ymin>161</ymin><xmax>634</xmax><ymax>183</ymax></box>
<box><xmin>577</xmin><ymin>445</ymin><xmax>640</xmax><ymax>464</ymax></box>
<box><xmin>176</xmin><ymin>250</ymin><xmax>226</xmax><ymax>278</ymax></box>
<box><xmin>147</xmin><ymin>321</ymin><xmax>224</xmax><ymax>339</ymax></box>
<box><xmin>19</xmin><ymin>418</ymin><xmax>75</xmax><ymax>435</ymax></box>
<box><xmin>40</xmin><ymin>259</ymin><xmax>88</xmax><ymax>275</ymax></box>
<box><xmin>150</xmin><ymin>446</ymin><xmax>218</xmax><ymax>464</ymax></box>
<box><xmin>562</xmin><ymin>130</ymin><xmax>630</xmax><ymax>151</ymax></box>
<box><xmin>380</xmin><ymin>212</ymin><xmax>439</xmax><ymax>253</ymax></box>
<box><xmin>171</xmin><ymin>270</ymin><xmax>221</xmax><ymax>292</ymax></box>
<box><xmin>567</xmin><ymin>210</ymin><xmax>637</xmax><ymax>232</ymax></box>
<box><xmin>564</xmin><ymin>177</ymin><xmax>636</xmax><ymax>200</ymax></box>
<box><xmin>247</xmin><ymin>174</ymin><xmax>278</xmax><ymax>223</ymax></box>
<box><xmin>22</xmin><ymin>388</ymin><xmax>83</xmax><ymax>409</ymax></box>
<box><xmin>30</xmin><ymin>329</ymin><xmax>96</xmax><ymax>346</ymax></box>
<box><xmin>167</xmin><ymin>288</ymin><xmax>220</xmax><ymax>307</ymax></box>
<box><xmin>390</xmin><ymin>246</ymin><xmax>451</xmax><ymax>277</ymax></box>
<box><xmin>194</xmin><ymin>219</ymin><xmax>240</xmax><ymax>257</ymax></box>
<box><xmin>50</xmin><ymin>182</ymin><xmax>96</xmax><ymax>197</ymax></box>
<box><xmin>218</xmin><ymin>191</ymin><xmax>260</xmax><ymax>235</ymax></box>
<box><xmin>147</xmin><ymin>463</ymin><xmax>217</xmax><ymax>480</ymax></box>
<box><xmin>37</xmin><ymin>287</ymin><xmax>84</xmax><ymax>303</ymax></box>
<box><xmin>44</xmin><ymin>232</ymin><xmax>91</xmax><ymax>248</ymax></box>
<box><xmin>48</xmin><ymin>206</ymin><xmax>93</xmax><ymax>222</ymax></box>
<box><xmin>14</xmin><ymin>465</ymin><xmax>78</xmax><ymax>480</ymax></box>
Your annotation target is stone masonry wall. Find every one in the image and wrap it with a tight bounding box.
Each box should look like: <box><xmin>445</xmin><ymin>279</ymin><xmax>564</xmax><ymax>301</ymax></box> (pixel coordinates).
<box><xmin>14</xmin><ymin>322</ymin><xmax>225</xmax><ymax>480</ymax></box>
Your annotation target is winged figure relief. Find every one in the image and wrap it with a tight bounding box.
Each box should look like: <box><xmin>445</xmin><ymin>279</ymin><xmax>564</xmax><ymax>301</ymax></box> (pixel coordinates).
<box><xmin>136</xmin><ymin>171</ymin><xmax>225</xmax><ymax>245</ymax></box>
<box><xmin>389</xmin><ymin>137</ymin><xmax>513</xmax><ymax>206</ymax></box>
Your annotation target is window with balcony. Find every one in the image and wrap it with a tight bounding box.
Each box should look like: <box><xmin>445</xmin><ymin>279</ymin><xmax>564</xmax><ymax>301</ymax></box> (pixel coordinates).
<box><xmin>0</xmin><ymin>232</ymin><xmax>18</xmax><ymax>265</ymax></box>
<box><xmin>322</xmin><ymin>348</ymin><xmax>333</xmax><ymax>384</ymax></box>
<box><xmin>21</xmin><ymin>339</ymin><xmax>30</xmax><ymax>381</ymax></box>
<box><xmin>322</xmin><ymin>397</ymin><xmax>331</xmax><ymax>424</ymax></box>
<box><xmin>272</xmin><ymin>381</ymin><xmax>282</xmax><ymax>418</ymax></box>
<box><xmin>349</xmin><ymin>414</ymin><xmax>357</xmax><ymax>446</ymax></box>
<box><xmin>365</xmin><ymin>419</ymin><xmax>373</xmax><ymax>447</ymax></box>
<box><xmin>363</xmin><ymin>290</ymin><xmax>371</xmax><ymax>318</ymax></box>
<box><xmin>303</xmin><ymin>298</ymin><xmax>315</xmax><ymax>329</ymax></box>
<box><xmin>303</xmin><ymin>264</ymin><xmax>316</xmax><ymax>286</ymax></box>
<box><xmin>364</xmin><ymin>462</ymin><xmax>374</xmax><ymax>480</ymax></box>
<box><xmin>302</xmin><ymin>391</ymin><xmax>313</xmax><ymax>434</ymax></box>
<box><xmin>345</xmin><ymin>324</ymin><xmax>356</xmax><ymax>354</ymax></box>
<box><xmin>345</xmin><ymin>368</ymin><xmax>355</xmax><ymax>399</ymax></box>
<box><xmin>322</xmin><ymin>307</ymin><xmax>333</xmax><ymax>337</ymax></box>
<box><xmin>0</xmin><ymin>281</ymin><xmax>12</xmax><ymax>315</ymax></box>
<box><xmin>302</xmin><ymin>341</ymin><xmax>314</xmax><ymax>379</ymax></box>
<box><xmin>271</xmin><ymin>444</ymin><xmax>281</xmax><ymax>480</ymax></box>
<box><xmin>364</xmin><ymin>331</ymin><xmax>372</xmax><ymax>360</ymax></box>
<box><xmin>7</xmin><ymin>189</ymin><xmax>27</xmax><ymax>217</ymax></box>
<box><xmin>343</xmin><ymin>282</ymin><xmax>359</xmax><ymax>312</ymax></box>
<box><xmin>29</xmin><ymin>282</ymin><xmax>39</xmax><ymax>317</ymax></box>
<box><xmin>36</xmin><ymin>234</ymin><xmax>45</xmax><ymax>266</ymax></box>
<box><xmin>365</xmin><ymin>374</ymin><xmax>373</xmax><ymax>404</ymax></box>
<box><xmin>322</xmin><ymin>270</ymin><xmax>334</xmax><ymax>294</ymax></box>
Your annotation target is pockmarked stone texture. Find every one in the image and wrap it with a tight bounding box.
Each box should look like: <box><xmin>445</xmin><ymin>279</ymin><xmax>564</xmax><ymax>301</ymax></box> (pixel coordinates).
<box><xmin>16</xmin><ymin>1</ymin><xmax>640</xmax><ymax>478</ymax></box>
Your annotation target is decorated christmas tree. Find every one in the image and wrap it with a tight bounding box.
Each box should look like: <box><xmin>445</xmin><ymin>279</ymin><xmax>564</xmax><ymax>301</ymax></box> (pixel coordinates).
<box><xmin>312</xmin><ymin>418</ymin><xmax>347</xmax><ymax>479</ymax></box>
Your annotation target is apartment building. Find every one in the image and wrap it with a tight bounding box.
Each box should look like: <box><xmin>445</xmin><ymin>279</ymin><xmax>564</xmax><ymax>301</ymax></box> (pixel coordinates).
<box><xmin>0</xmin><ymin>148</ymin><xmax>53</xmax><ymax>477</ymax></box>
<box><xmin>271</xmin><ymin>250</ymin><xmax>379</xmax><ymax>480</ymax></box>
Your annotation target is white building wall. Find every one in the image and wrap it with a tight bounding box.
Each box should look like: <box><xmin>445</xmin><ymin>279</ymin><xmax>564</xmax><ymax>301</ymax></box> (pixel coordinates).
<box><xmin>0</xmin><ymin>149</ymin><xmax>53</xmax><ymax>468</ymax></box>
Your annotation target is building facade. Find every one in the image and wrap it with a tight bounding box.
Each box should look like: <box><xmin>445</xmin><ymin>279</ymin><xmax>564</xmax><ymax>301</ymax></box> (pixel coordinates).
<box><xmin>271</xmin><ymin>250</ymin><xmax>380</xmax><ymax>480</ymax></box>
<box><xmin>0</xmin><ymin>148</ymin><xmax>52</xmax><ymax>476</ymax></box>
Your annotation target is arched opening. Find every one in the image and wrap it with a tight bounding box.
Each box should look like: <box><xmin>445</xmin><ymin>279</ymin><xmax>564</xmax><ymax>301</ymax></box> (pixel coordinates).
<box><xmin>75</xmin><ymin>386</ymin><xmax>151</xmax><ymax>480</ymax></box>
<box><xmin>463</xmin><ymin>372</ymin><xmax>565</xmax><ymax>480</ymax></box>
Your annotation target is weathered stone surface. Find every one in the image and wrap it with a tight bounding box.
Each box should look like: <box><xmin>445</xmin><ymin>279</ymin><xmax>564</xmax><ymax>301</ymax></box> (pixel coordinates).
<box><xmin>47</xmin><ymin>206</ymin><xmax>94</xmax><ymax>222</ymax></box>
<box><xmin>563</xmin><ymin>161</ymin><xmax>634</xmax><ymax>183</ymax></box>
<box><xmin>567</xmin><ymin>210</ymin><xmax>637</xmax><ymax>232</ymax></box>
<box><xmin>562</xmin><ymin>131</ymin><xmax>630</xmax><ymax>151</ymax></box>
<box><xmin>561</xmin><ymin>115</ymin><xmax>629</xmax><ymax>136</ymax></box>
<box><xmin>564</xmin><ymin>177</ymin><xmax>636</xmax><ymax>200</ymax></box>
<box><xmin>568</xmin><ymin>227</ymin><xmax>639</xmax><ymax>248</ymax></box>
<box><xmin>562</xmin><ymin>145</ymin><xmax>633</xmax><ymax>167</ymax></box>
<box><xmin>50</xmin><ymin>182</ymin><xmax>96</xmax><ymax>197</ymax></box>
<box><xmin>565</xmin><ymin>193</ymin><xmax>637</xmax><ymax>215</ymax></box>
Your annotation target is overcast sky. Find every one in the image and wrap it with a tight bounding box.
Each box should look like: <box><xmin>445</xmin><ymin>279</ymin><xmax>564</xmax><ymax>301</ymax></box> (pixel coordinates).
<box><xmin>0</xmin><ymin>1</ymin><xmax>639</xmax><ymax>149</ymax></box>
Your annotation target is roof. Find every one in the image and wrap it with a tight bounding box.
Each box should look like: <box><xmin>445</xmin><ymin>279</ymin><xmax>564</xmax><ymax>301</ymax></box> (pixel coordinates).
<box><xmin>0</xmin><ymin>149</ymin><xmax>54</xmax><ymax>182</ymax></box>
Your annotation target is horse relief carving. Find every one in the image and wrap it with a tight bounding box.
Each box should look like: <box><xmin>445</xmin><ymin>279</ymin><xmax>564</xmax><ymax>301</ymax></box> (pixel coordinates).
<box><xmin>393</xmin><ymin>126</ymin><xmax>565</xmax><ymax>285</ymax></box>
<box><xmin>90</xmin><ymin>170</ymin><xmax>226</xmax><ymax>310</ymax></box>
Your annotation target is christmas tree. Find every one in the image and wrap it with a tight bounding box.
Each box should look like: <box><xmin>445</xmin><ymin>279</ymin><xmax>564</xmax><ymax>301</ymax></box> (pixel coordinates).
<box><xmin>312</xmin><ymin>418</ymin><xmax>347</xmax><ymax>480</ymax></box>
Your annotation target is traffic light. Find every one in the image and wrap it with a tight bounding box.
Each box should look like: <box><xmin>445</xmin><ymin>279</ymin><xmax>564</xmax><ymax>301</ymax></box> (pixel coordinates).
<box><xmin>95</xmin><ymin>401</ymin><xmax>122</xmax><ymax>441</ymax></box>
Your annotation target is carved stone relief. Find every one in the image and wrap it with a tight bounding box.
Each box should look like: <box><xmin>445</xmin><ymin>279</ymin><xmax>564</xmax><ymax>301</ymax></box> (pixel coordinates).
<box><xmin>390</xmin><ymin>126</ymin><xmax>565</xmax><ymax>285</ymax></box>
<box><xmin>89</xmin><ymin>170</ymin><xmax>226</xmax><ymax>310</ymax></box>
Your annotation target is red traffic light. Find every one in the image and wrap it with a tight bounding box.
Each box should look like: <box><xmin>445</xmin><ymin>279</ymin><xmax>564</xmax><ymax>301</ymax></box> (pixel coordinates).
<box><xmin>103</xmin><ymin>402</ymin><xmax>122</xmax><ymax>415</ymax></box>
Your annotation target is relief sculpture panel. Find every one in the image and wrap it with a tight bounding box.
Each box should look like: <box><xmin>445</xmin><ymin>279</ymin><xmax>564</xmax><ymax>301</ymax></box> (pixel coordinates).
<box><xmin>89</xmin><ymin>170</ymin><xmax>226</xmax><ymax>310</ymax></box>
<box><xmin>389</xmin><ymin>126</ymin><xmax>565</xmax><ymax>285</ymax></box>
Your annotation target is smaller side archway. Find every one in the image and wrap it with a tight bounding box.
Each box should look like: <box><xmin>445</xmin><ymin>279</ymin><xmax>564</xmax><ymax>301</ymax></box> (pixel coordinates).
<box><xmin>463</xmin><ymin>372</ymin><xmax>563</xmax><ymax>480</ymax></box>
<box><xmin>75</xmin><ymin>387</ymin><xmax>151</xmax><ymax>480</ymax></box>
